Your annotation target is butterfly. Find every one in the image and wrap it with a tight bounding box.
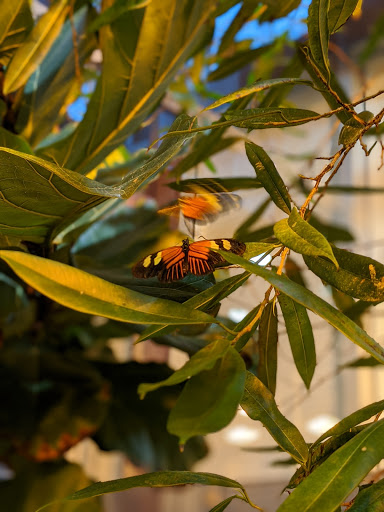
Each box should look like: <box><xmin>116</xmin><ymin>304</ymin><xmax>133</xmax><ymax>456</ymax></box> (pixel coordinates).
<box><xmin>132</xmin><ymin>238</ymin><xmax>246</xmax><ymax>282</ymax></box>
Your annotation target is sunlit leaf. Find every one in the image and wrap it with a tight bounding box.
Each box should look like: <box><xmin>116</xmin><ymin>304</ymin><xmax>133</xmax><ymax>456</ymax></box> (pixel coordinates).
<box><xmin>0</xmin><ymin>251</ymin><xmax>218</xmax><ymax>326</ymax></box>
<box><xmin>245</xmin><ymin>142</ymin><xmax>291</xmax><ymax>214</ymax></box>
<box><xmin>328</xmin><ymin>0</ymin><xmax>360</xmax><ymax>33</ymax></box>
<box><xmin>276</xmin><ymin>419</ymin><xmax>384</xmax><ymax>512</ymax></box>
<box><xmin>87</xmin><ymin>0</ymin><xmax>149</xmax><ymax>33</ymax></box>
<box><xmin>274</xmin><ymin>208</ymin><xmax>338</xmax><ymax>268</ymax></box>
<box><xmin>3</xmin><ymin>0</ymin><xmax>69</xmax><ymax>94</ymax></box>
<box><xmin>241</xmin><ymin>372</ymin><xmax>309</xmax><ymax>464</ymax></box>
<box><xmin>0</xmin><ymin>0</ymin><xmax>33</xmax><ymax>66</ymax></box>
<box><xmin>167</xmin><ymin>348</ymin><xmax>246</xmax><ymax>444</ymax></box>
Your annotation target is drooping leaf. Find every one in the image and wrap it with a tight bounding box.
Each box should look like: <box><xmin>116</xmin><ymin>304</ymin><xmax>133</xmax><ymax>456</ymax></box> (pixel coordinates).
<box><xmin>312</xmin><ymin>399</ymin><xmax>384</xmax><ymax>447</ymax></box>
<box><xmin>36</xmin><ymin>471</ymin><xmax>247</xmax><ymax>512</ymax></box>
<box><xmin>303</xmin><ymin>246</ymin><xmax>384</xmax><ymax>303</ymax></box>
<box><xmin>138</xmin><ymin>338</ymin><xmax>231</xmax><ymax>398</ymax></box>
<box><xmin>348</xmin><ymin>478</ymin><xmax>384</xmax><ymax>512</ymax></box>
<box><xmin>241</xmin><ymin>372</ymin><xmax>309</xmax><ymax>464</ymax></box>
<box><xmin>245</xmin><ymin>142</ymin><xmax>291</xmax><ymax>214</ymax></box>
<box><xmin>167</xmin><ymin>348</ymin><xmax>246</xmax><ymax>444</ymax></box>
<box><xmin>328</xmin><ymin>0</ymin><xmax>360</xmax><ymax>33</ymax></box>
<box><xmin>307</xmin><ymin>0</ymin><xmax>331</xmax><ymax>83</ymax></box>
<box><xmin>0</xmin><ymin>0</ymin><xmax>33</xmax><ymax>66</ymax></box>
<box><xmin>225</xmin><ymin>107</ymin><xmax>320</xmax><ymax>130</ymax></box>
<box><xmin>276</xmin><ymin>419</ymin><xmax>384</xmax><ymax>512</ymax></box>
<box><xmin>202</xmin><ymin>78</ymin><xmax>312</xmax><ymax>112</ymax></box>
<box><xmin>3</xmin><ymin>0</ymin><xmax>69</xmax><ymax>94</ymax></box>
<box><xmin>215</xmin><ymin>251</ymin><xmax>384</xmax><ymax>364</ymax></box>
<box><xmin>278</xmin><ymin>293</ymin><xmax>316</xmax><ymax>389</ymax></box>
<box><xmin>257</xmin><ymin>302</ymin><xmax>278</xmax><ymax>395</ymax></box>
<box><xmin>40</xmin><ymin>0</ymin><xmax>214</xmax><ymax>174</ymax></box>
<box><xmin>274</xmin><ymin>208</ymin><xmax>338</xmax><ymax>268</ymax></box>
<box><xmin>0</xmin><ymin>251</ymin><xmax>218</xmax><ymax>326</ymax></box>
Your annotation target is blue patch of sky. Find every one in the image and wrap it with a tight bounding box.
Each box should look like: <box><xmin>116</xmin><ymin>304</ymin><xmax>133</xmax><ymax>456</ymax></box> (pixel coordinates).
<box><xmin>66</xmin><ymin>80</ymin><xmax>96</xmax><ymax>122</ymax></box>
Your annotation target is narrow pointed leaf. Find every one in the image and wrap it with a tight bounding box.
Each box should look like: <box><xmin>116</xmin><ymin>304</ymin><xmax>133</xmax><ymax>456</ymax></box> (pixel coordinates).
<box><xmin>4</xmin><ymin>0</ymin><xmax>69</xmax><ymax>94</ymax></box>
<box><xmin>348</xmin><ymin>478</ymin><xmax>384</xmax><ymax>512</ymax></box>
<box><xmin>274</xmin><ymin>208</ymin><xmax>338</xmax><ymax>268</ymax></box>
<box><xmin>87</xmin><ymin>0</ymin><xmax>149</xmax><ymax>32</ymax></box>
<box><xmin>138</xmin><ymin>338</ymin><xmax>231</xmax><ymax>398</ymax></box>
<box><xmin>278</xmin><ymin>293</ymin><xmax>316</xmax><ymax>389</ymax></box>
<box><xmin>308</xmin><ymin>0</ymin><xmax>331</xmax><ymax>83</ymax></box>
<box><xmin>277</xmin><ymin>419</ymin><xmax>384</xmax><ymax>512</ymax></box>
<box><xmin>202</xmin><ymin>78</ymin><xmax>313</xmax><ymax>112</ymax></box>
<box><xmin>241</xmin><ymin>372</ymin><xmax>309</xmax><ymax>464</ymax></box>
<box><xmin>328</xmin><ymin>0</ymin><xmax>360</xmax><ymax>33</ymax></box>
<box><xmin>0</xmin><ymin>0</ymin><xmax>33</xmax><ymax>65</ymax></box>
<box><xmin>168</xmin><ymin>348</ymin><xmax>246</xmax><ymax>444</ymax></box>
<box><xmin>245</xmin><ymin>142</ymin><xmax>291</xmax><ymax>214</ymax></box>
<box><xmin>0</xmin><ymin>251</ymin><xmax>218</xmax><ymax>326</ymax></box>
<box><xmin>40</xmin><ymin>0</ymin><xmax>214</xmax><ymax>174</ymax></box>
<box><xmin>225</xmin><ymin>107</ymin><xmax>320</xmax><ymax>130</ymax></box>
<box><xmin>304</xmin><ymin>247</ymin><xmax>384</xmax><ymax>302</ymax></box>
<box><xmin>312</xmin><ymin>399</ymin><xmax>384</xmax><ymax>447</ymax></box>
<box><xmin>232</xmin><ymin>304</ymin><xmax>262</xmax><ymax>351</ymax></box>
<box><xmin>258</xmin><ymin>302</ymin><xmax>278</xmax><ymax>395</ymax></box>
<box><xmin>36</xmin><ymin>471</ymin><xmax>247</xmax><ymax>511</ymax></box>
<box><xmin>215</xmin><ymin>251</ymin><xmax>384</xmax><ymax>364</ymax></box>
<box><xmin>208</xmin><ymin>495</ymin><xmax>239</xmax><ymax>512</ymax></box>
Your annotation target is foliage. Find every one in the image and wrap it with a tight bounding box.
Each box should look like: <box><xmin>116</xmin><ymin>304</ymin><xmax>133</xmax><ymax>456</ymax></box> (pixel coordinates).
<box><xmin>0</xmin><ymin>0</ymin><xmax>383</xmax><ymax>511</ymax></box>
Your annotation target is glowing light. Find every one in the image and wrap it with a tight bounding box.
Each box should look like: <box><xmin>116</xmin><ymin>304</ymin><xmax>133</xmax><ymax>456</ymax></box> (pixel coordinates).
<box><xmin>306</xmin><ymin>414</ymin><xmax>340</xmax><ymax>436</ymax></box>
<box><xmin>227</xmin><ymin>308</ymin><xmax>249</xmax><ymax>323</ymax></box>
<box><xmin>224</xmin><ymin>425</ymin><xmax>259</xmax><ymax>446</ymax></box>
<box><xmin>250</xmin><ymin>253</ymin><xmax>272</xmax><ymax>266</ymax></box>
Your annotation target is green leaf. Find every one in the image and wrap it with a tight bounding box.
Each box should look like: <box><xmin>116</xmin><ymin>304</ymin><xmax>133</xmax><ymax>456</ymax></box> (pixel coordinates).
<box><xmin>274</xmin><ymin>208</ymin><xmax>338</xmax><ymax>268</ymax></box>
<box><xmin>308</xmin><ymin>0</ymin><xmax>331</xmax><ymax>83</ymax></box>
<box><xmin>3</xmin><ymin>0</ymin><xmax>69</xmax><ymax>94</ymax></box>
<box><xmin>167</xmin><ymin>348</ymin><xmax>246</xmax><ymax>444</ymax></box>
<box><xmin>278</xmin><ymin>293</ymin><xmax>316</xmax><ymax>389</ymax></box>
<box><xmin>0</xmin><ymin>251</ymin><xmax>218</xmax><ymax>326</ymax></box>
<box><xmin>217</xmin><ymin>0</ymin><xmax>255</xmax><ymax>54</ymax></box>
<box><xmin>348</xmin><ymin>478</ymin><xmax>384</xmax><ymax>512</ymax></box>
<box><xmin>261</xmin><ymin>0</ymin><xmax>301</xmax><ymax>19</ymax></box>
<box><xmin>0</xmin><ymin>127</ymin><xmax>33</xmax><ymax>153</ymax></box>
<box><xmin>87</xmin><ymin>0</ymin><xmax>149</xmax><ymax>33</ymax></box>
<box><xmin>328</xmin><ymin>0</ymin><xmax>359</xmax><ymax>33</ymax></box>
<box><xmin>303</xmin><ymin>246</ymin><xmax>384</xmax><ymax>302</ymax></box>
<box><xmin>232</xmin><ymin>304</ymin><xmax>262</xmax><ymax>351</ymax></box>
<box><xmin>241</xmin><ymin>372</ymin><xmax>309</xmax><ymax>464</ymax></box>
<box><xmin>169</xmin><ymin>176</ymin><xmax>262</xmax><ymax>192</ymax></box>
<box><xmin>17</xmin><ymin>5</ymin><xmax>96</xmax><ymax>147</ymax></box>
<box><xmin>276</xmin><ymin>419</ymin><xmax>384</xmax><ymax>512</ymax></box>
<box><xmin>312</xmin><ymin>399</ymin><xmax>384</xmax><ymax>447</ymax></box>
<box><xmin>36</xmin><ymin>471</ymin><xmax>247</xmax><ymax>512</ymax></box>
<box><xmin>309</xmin><ymin>215</ymin><xmax>354</xmax><ymax>242</ymax></box>
<box><xmin>202</xmin><ymin>78</ymin><xmax>313</xmax><ymax>112</ymax></box>
<box><xmin>342</xmin><ymin>356</ymin><xmax>382</xmax><ymax>368</ymax></box>
<box><xmin>40</xmin><ymin>0</ymin><xmax>214</xmax><ymax>174</ymax></box>
<box><xmin>245</xmin><ymin>142</ymin><xmax>291</xmax><ymax>214</ymax></box>
<box><xmin>258</xmin><ymin>302</ymin><xmax>278</xmax><ymax>395</ymax></box>
<box><xmin>208</xmin><ymin>495</ymin><xmax>239</xmax><ymax>512</ymax></box>
<box><xmin>138</xmin><ymin>338</ymin><xmax>231</xmax><ymax>398</ymax></box>
<box><xmin>0</xmin><ymin>0</ymin><xmax>33</xmax><ymax>66</ymax></box>
<box><xmin>215</xmin><ymin>251</ymin><xmax>384</xmax><ymax>364</ymax></box>
<box><xmin>225</xmin><ymin>107</ymin><xmax>320</xmax><ymax>130</ymax></box>
<box><xmin>338</xmin><ymin>111</ymin><xmax>374</xmax><ymax>146</ymax></box>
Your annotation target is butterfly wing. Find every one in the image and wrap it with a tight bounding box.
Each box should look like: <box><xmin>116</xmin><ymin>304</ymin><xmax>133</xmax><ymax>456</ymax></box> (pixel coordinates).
<box><xmin>132</xmin><ymin>245</ymin><xmax>187</xmax><ymax>282</ymax></box>
<box><xmin>187</xmin><ymin>239</ymin><xmax>246</xmax><ymax>276</ymax></box>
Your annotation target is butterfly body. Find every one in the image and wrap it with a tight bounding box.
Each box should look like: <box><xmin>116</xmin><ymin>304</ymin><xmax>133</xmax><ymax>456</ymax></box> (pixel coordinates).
<box><xmin>132</xmin><ymin>238</ymin><xmax>246</xmax><ymax>282</ymax></box>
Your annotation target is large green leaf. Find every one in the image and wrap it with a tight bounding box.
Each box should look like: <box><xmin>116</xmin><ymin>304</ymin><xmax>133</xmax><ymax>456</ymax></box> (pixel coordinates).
<box><xmin>241</xmin><ymin>372</ymin><xmax>309</xmax><ymax>464</ymax></box>
<box><xmin>17</xmin><ymin>5</ymin><xmax>97</xmax><ymax>147</ymax></box>
<box><xmin>274</xmin><ymin>208</ymin><xmax>338</xmax><ymax>268</ymax></box>
<box><xmin>225</xmin><ymin>107</ymin><xmax>320</xmax><ymax>130</ymax></box>
<box><xmin>216</xmin><ymin>251</ymin><xmax>384</xmax><ymax>364</ymax></box>
<box><xmin>245</xmin><ymin>142</ymin><xmax>291</xmax><ymax>214</ymax></box>
<box><xmin>277</xmin><ymin>419</ymin><xmax>384</xmax><ymax>512</ymax></box>
<box><xmin>348</xmin><ymin>478</ymin><xmax>384</xmax><ymax>512</ymax></box>
<box><xmin>307</xmin><ymin>0</ymin><xmax>331</xmax><ymax>83</ymax></box>
<box><xmin>0</xmin><ymin>1</ymin><xmax>33</xmax><ymax>66</ymax></box>
<box><xmin>167</xmin><ymin>348</ymin><xmax>246</xmax><ymax>444</ymax></box>
<box><xmin>203</xmin><ymin>78</ymin><xmax>312</xmax><ymax>112</ymax></box>
<box><xmin>3</xmin><ymin>0</ymin><xmax>69</xmax><ymax>94</ymax></box>
<box><xmin>40</xmin><ymin>0</ymin><xmax>214</xmax><ymax>174</ymax></box>
<box><xmin>328</xmin><ymin>0</ymin><xmax>359</xmax><ymax>33</ymax></box>
<box><xmin>304</xmin><ymin>247</ymin><xmax>384</xmax><ymax>303</ymax></box>
<box><xmin>36</xmin><ymin>471</ymin><xmax>247</xmax><ymax>512</ymax></box>
<box><xmin>278</xmin><ymin>293</ymin><xmax>316</xmax><ymax>389</ymax></box>
<box><xmin>312</xmin><ymin>399</ymin><xmax>384</xmax><ymax>447</ymax></box>
<box><xmin>258</xmin><ymin>302</ymin><xmax>278</xmax><ymax>395</ymax></box>
<box><xmin>0</xmin><ymin>250</ymin><xmax>218</xmax><ymax>326</ymax></box>
<box><xmin>138</xmin><ymin>338</ymin><xmax>231</xmax><ymax>398</ymax></box>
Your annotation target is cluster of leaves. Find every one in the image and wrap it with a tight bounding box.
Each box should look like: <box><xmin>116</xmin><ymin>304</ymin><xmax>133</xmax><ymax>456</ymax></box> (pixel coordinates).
<box><xmin>0</xmin><ymin>0</ymin><xmax>383</xmax><ymax>511</ymax></box>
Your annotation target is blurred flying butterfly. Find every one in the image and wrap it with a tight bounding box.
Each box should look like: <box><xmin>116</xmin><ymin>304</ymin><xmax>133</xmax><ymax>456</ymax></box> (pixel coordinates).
<box><xmin>132</xmin><ymin>238</ymin><xmax>246</xmax><ymax>282</ymax></box>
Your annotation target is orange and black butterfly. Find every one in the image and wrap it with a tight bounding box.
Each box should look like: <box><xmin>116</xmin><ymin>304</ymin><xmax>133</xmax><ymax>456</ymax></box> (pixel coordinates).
<box><xmin>132</xmin><ymin>238</ymin><xmax>246</xmax><ymax>282</ymax></box>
